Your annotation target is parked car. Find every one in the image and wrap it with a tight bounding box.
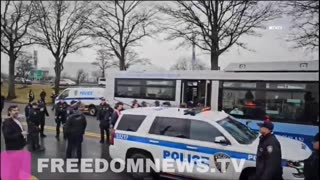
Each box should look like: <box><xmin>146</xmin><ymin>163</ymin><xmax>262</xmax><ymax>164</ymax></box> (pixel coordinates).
<box><xmin>59</xmin><ymin>79</ymin><xmax>76</xmax><ymax>86</ymax></box>
<box><xmin>15</xmin><ymin>77</ymin><xmax>32</xmax><ymax>85</ymax></box>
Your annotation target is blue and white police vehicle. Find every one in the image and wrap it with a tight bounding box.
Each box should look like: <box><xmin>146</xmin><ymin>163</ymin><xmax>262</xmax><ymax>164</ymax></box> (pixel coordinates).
<box><xmin>55</xmin><ymin>87</ymin><xmax>105</xmax><ymax>116</ymax></box>
<box><xmin>109</xmin><ymin>107</ymin><xmax>311</xmax><ymax>180</ymax></box>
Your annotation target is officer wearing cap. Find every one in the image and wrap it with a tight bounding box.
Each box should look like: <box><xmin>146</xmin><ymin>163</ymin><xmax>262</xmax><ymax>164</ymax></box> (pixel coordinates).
<box><xmin>97</xmin><ymin>97</ymin><xmax>113</xmax><ymax>144</ymax></box>
<box><xmin>256</xmin><ymin>120</ymin><xmax>283</xmax><ymax>180</ymax></box>
<box><xmin>28</xmin><ymin>102</ymin><xmax>45</xmax><ymax>151</ymax></box>
<box><xmin>55</xmin><ymin>97</ymin><xmax>68</xmax><ymax>140</ymax></box>
<box><xmin>304</xmin><ymin>133</ymin><xmax>319</xmax><ymax>180</ymax></box>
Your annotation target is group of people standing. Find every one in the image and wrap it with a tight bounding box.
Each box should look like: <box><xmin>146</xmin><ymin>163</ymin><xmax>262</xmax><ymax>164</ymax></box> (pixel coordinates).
<box><xmin>2</xmin><ymin>89</ymin><xmax>88</xmax><ymax>162</ymax></box>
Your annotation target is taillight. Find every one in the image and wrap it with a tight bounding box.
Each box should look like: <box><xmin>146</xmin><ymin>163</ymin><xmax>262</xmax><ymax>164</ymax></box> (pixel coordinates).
<box><xmin>110</xmin><ymin>129</ymin><xmax>115</xmax><ymax>145</ymax></box>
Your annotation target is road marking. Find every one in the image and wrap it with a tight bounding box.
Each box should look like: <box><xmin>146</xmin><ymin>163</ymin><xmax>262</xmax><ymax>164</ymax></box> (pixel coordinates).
<box><xmin>21</xmin><ymin>122</ymin><xmax>101</xmax><ymax>139</ymax></box>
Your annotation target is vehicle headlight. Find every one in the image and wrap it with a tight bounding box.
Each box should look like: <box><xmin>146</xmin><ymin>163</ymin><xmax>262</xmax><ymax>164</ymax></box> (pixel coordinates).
<box><xmin>285</xmin><ymin>160</ymin><xmax>304</xmax><ymax>178</ymax></box>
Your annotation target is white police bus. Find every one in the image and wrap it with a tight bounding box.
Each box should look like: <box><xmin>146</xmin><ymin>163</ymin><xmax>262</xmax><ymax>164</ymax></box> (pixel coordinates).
<box><xmin>105</xmin><ymin>61</ymin><xmax>319</xmax><ymax>148</ymax></box>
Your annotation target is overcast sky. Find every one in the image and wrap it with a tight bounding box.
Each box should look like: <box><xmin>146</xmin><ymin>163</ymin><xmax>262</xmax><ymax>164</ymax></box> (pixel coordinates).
<box><xmin>1</xmin><ymin>2</ymin><xmax>318</xmax><ymax>74</ymax></box>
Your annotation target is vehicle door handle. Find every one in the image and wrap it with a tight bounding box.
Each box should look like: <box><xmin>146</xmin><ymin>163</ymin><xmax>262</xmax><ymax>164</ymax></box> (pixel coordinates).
<box><xmin>149</xmin><ymin>140</ymin><xmax>159</xmax><ymax>144</ymax></box>
<box><xmin>186</xmin><ymin>146</ymin><xmax>198</xmax><ymax>150</ymax></box>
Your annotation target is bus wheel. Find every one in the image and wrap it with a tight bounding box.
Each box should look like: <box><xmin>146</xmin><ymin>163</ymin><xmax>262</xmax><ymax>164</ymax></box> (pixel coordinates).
<box><xmin>89</xmin><ymin>106</ymin><xmax>96</xmax><ymax>116</ymax></box>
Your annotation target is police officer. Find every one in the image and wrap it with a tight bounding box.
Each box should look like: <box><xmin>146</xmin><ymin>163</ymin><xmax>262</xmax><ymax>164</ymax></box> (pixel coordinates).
<box><xmin>256</xmin><ymin>121</ymin><xmax>283</xmax><ymax>180</ymax></box>
<box><xmin>55</xmin><ymin>98</ymin><xmax>68</xmax><ymax>140</ymax></box>
<box><xmin>38</xmin><ymin>99</ymin><xmax>49</xmax><ymax>138</ymax></box>
<box><xmin>97</xmin><ymin>98</ymin><xmax>113</xmax><ymax>144</ymax></box>
<box><xmin>64</xmin><ymin>101</ymin><xmax>87</xmax><ymax>161</ymax></box>
<box><xmin>28</xmin><ymin>102</ymin><xmax>45</xmax><ymax>151</ymax></box>
<box><xmin>304</xmin><ymin>133</ymin><xmax>319</xmax><ymax>180</ymax></box>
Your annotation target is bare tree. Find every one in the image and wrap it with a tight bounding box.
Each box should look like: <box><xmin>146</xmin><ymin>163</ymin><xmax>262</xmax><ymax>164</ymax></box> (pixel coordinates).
<box><xmin>170</xmin><ymin>57</ymin><xmax>208</xmax><ymax>70</ymax></box>
<box><xmin>75</xmin><ymin>69</ymin><xmax>87</xmax><ymax>85</ymax></box>
<box><xmin>92</xmin><ymin>49</ymin><xmax>114</xmax><ymax>77</ymax></box>
<box><xmin>284</xmin><ymin>1</ymin><xmax>319</xmax><ymax>52</ymax></box>
<box><xmin>118</xmin><ymin>49</ymin><xmax>151</xmax><ymax>70</ymax></box>
<box><xmin>91</xmin><ymin>71</ymin><xmax>100</xmax><ymax>83</ymax></box>
<box><xmin>1</xmin><ymin>1</ymin><xmax>35</xmax><ymax>99</ymax></box>
<box><xmin>16</xmin><ymin>51</ymin><xmax>33</xmax><ymax>82</ymax></box>
<box><xmin>158</xmin><ymin>1</ymin><xmax>280</xmax><ymax>70</ymax></box>
<box><xmin>89</xmin><ymin>1</ymin><xmax>158</xmax><ymax>70</ymax></box>
<box><xmin>31</xmin><ymin>1</ymin><xmax>93</xmax><ymax>94</ymax></box>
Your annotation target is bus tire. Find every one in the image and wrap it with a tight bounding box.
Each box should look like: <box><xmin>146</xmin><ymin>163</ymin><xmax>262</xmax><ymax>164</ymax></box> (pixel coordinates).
<box><xmin>88</xmin><ymin>105</ymin><xmax>96</xmax><ymax>116</ymax></box>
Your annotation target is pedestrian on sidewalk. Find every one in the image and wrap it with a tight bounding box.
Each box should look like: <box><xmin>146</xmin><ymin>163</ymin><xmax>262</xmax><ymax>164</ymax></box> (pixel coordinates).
<box><xmin>2</xmin><ymin>105</ymin><xmax>27</xmax><ymax>150</ymax></box>
<box><xmin>304</xmin><ymin>133</ymin><xmax>319</xmax><ymax>180</ymax></box>
<box><xmin>64</xmin><ymin>100</ymin><xmax>87</xmax><ymax>162</ymax></box>
<box><xmin>111</xmin><ymin>102</ymin><xmax>123</xmax><ymax>128</ymax></box>
<box><xmin>28</xmin><ymin>89</ymin><xmax>34</xmax><ymax>103</ymax></box>
<box><xmin>40</xmin><ymin>89</ymin><xmax>46</xmax><ymax>103</ymax></box>
<box><xmin>50</xmin><ymin>91</ymin><xmax>57</xmax><ymax>111</ymax></box>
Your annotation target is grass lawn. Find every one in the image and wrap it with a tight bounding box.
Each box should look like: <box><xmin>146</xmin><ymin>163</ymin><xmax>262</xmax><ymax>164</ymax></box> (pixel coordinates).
<box><xmin>1</xmin><ymin>83</ymin><xmax>59</xmax><ymax>104</ymax></box>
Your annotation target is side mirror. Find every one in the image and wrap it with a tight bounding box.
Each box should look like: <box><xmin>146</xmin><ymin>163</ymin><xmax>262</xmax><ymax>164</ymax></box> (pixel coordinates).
<box><xmin>214</xmin><ymin>136</ymin><xmax>228</xmax><ymax>144</ymax></box>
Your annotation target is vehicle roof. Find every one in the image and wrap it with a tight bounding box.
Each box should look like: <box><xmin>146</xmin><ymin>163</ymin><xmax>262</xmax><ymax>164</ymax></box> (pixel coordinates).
<box><xmin>121</xmin><ymin>107</ymin><xmax>229</xmax><ymax>121</ymax></box>
<box><xmin>107</xmin><ymin>70</ymin><xmax>318</xmax><ymax>81</ymax></box>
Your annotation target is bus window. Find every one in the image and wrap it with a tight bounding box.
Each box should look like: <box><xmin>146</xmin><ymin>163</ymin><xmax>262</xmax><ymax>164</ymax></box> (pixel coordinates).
<box><xmin>221</xmin><ymin>81</ymin><xmax>319</xmax><ymax>125</ymax></box>
<box><xmin>115</xmin><ymin>79</ymin><xmax>176</xmax><ymax>101</ymax></box>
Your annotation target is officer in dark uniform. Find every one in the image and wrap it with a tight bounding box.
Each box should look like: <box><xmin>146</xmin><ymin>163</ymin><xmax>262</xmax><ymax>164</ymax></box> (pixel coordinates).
<box><xmin>28</xmin><ymin>102</ymin><xmax>45</xmax><ymax>151</ymax></box>
<box><xmin>55</xmin><ymin>98</ymin><xmax>68</xmax><ymax>140</ymax></box>
<box><xmin>97</xmin><ymin>98</ymin><xmax>113</xmax><ymax>144</ymax></box>
<box><xmin>304</xmin><ymin>133</ymin><xmax>319</xmax><ymax>180</ymax></box>
<box><xmin>38</xmin><ymin>99</ymin><xmax>49</xmax><ymax>138</ymax></box>
<box><xmin>64</xmin><ymin>100</ymin><xmax>87</xmax><ymax>161</ymax></box>
<box><xmin>256</xmin><ymin>121</ymin><xmax>283</xmax><ymax>180</ymax></box>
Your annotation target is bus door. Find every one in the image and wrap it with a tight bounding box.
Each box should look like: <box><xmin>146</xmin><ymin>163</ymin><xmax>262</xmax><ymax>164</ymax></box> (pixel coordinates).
<box><xmin>181</xmin><ymin>80</ymin><xmax>211</xmax><ymax>107</ymax></box>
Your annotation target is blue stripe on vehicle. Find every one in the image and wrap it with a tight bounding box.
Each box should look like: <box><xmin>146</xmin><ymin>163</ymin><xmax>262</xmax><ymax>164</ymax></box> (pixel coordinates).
<box><xmin>114</xmin><ymin>133</ymin><xmax>289</xmax><ymax>166</ymax></box>
<box><xmin>115</xmin><ymin>133</ymin><xmax>255</xmax><ymax>160</ymax></box>
<box><xmin>55</xmin><ymin>97</ymin><xmax>102</xmax><ymax>103</ymax></box>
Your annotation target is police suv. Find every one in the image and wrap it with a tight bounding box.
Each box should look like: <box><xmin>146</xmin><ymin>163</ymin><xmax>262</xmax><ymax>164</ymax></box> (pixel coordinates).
<box><xmin>109</xmin><ymin>107</ymin><xmax>311</xmax><ymax>180</ymax></box>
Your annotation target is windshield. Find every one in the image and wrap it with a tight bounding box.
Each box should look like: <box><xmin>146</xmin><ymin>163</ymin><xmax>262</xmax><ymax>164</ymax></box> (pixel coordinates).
<box><xmin>217</xmin><ymin>117</ymin><xmax>258</xmax><ymax>144</ymax></box>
